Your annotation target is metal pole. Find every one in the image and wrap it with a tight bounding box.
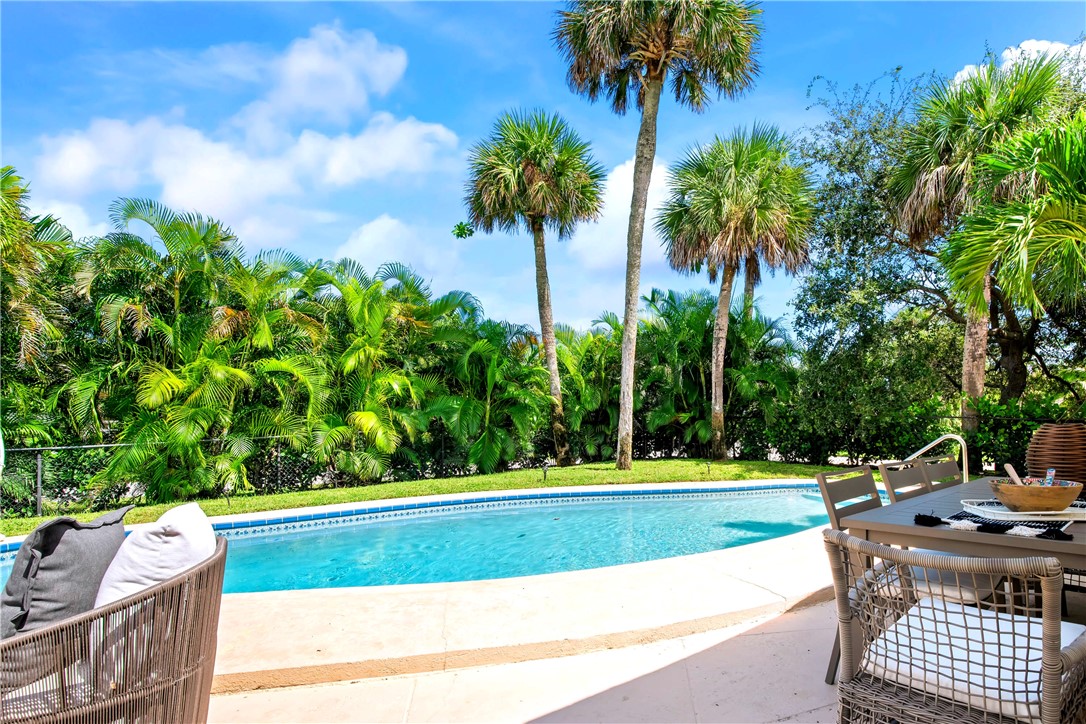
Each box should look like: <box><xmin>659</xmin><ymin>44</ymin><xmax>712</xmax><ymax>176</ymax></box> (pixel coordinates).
<box><xmin>36</xmin><ymin>452</ymin><xmax>43</xmax><ymax>517</ymax></box>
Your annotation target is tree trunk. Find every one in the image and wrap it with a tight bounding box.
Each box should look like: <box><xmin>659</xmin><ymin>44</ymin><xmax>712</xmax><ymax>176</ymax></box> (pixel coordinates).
<box><xmin>961</xmin><ymin>274</ymin><xmax>991</xmax><ymax>435</ymax></box>
<box><xmin>992</xmin><ymin>293</ymin><xmax>1029</xmax><ymax>404</ymax></box>
<box><xmin>615</xmin><ymin>75</ymin><xmax>665</xmax><ymax>471</ymax></box>
<box><xmin>711</xmin><ymin>264</ymin><xmax>737</xmax><ymax>460</ymax></box>
<box><xmin>531</xmin><ymin>220</ymin><xmax>571</xmax><ymax>467</ymax></box>
<box><xmin>743</xmin><ymin>254</ymin><xmax>758</xmax><ymax>318</ymax></box>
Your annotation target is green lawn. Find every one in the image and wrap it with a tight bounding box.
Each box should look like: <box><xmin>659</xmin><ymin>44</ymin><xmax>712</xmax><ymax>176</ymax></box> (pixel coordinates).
<box><xmin>1</xmin><ymin>459</ymin><xmax>831</xmax><ymax>538</ymax></box>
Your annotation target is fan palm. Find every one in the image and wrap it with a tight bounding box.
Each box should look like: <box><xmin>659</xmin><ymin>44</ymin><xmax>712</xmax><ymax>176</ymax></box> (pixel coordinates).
<box><xmin>889</xmin><ymin>55</ymin><xmax>1062</xmax><ymax>433</ymax></box>
<box><xmin>554</xmin><ymin>0</ymin><xmax>762</xmax><ymax>469</ymax></box>
<box><xmin>657</xmin><ymin>124</ymin><xmax>812</xmax><ymax>459</ymax></box>
<box><xmin>465</xmin><ymin>109</ymin><xmax>605</xmax><ymax>467</ymax></box>
<box><xmin>945</xmin><ymin>110</ymin><xmax>1086</xmax><ymax>313</ymax></box>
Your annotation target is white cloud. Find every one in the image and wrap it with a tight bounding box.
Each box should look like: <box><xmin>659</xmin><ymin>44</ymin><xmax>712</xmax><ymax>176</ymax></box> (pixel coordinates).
<box><xmin>33</xmin><ymin>200</ymin><xmax>109</xmax><ymax>241</ymax></box>
<box><xmin>266</xmin><ymin>24</ymin><xmax>406</xmax><ymax>123</ymax></box>
<box><xmin>334</xmin><ymin>214</ymin><xmax>461</xmax><ymax>279</ymax></box>
<box><xmin>34</xmin><ymin>111</ymin><xmax>457</xmax><ymax>226</ymax></box>
<box><xmin>954</xmin><ymin>39</ymin><xmax>1086</xmax><ymax>85</ymax></box>
<box><xmin>566</xmin><ymin>156</ymin><xmax>671</xmax><ymax>272</ymax></box>
<box><xmin>291</xmin><ymin>113</ymin><xmax>458</xmax><ymax>185</ymax></box>
<box><xmin>230</xmin><ymin>23</ymin><xmax>409</xmax><ymax>142</ymax></box>
<box><xmin>33</xmin><ymin>22</ymin><xmax>456</xmax><ymax>245</ymax></box>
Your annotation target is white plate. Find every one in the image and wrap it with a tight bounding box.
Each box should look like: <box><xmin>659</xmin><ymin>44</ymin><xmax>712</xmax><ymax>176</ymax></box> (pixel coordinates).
<box><xmin>961</xmin><ymin>499</ymin><xmax>1086</xmax><ymax>522</ymax></box>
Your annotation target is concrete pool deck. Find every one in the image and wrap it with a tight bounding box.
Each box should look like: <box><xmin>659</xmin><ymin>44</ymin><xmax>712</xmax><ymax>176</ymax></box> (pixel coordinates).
<box><xmin>210</xmin><ymin>597</ymin><xmax>841</xmax><ymax>723</ymax></box>
<box><xmin>211</xmin><ymin>522</ymin><xmax>833</xmax><ymax>694</ymax></box>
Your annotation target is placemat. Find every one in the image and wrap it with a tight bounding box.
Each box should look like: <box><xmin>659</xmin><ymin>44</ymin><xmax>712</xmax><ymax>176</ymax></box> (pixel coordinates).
<box><xmin>946</xmin><ymin>510</ymin><xmax>1072</xmax><ymax>533</ymax></box>
<box><xmin>914</xmin><ymin>511</ymin><xmax>1073</xmax><ymax>540</ymax></box>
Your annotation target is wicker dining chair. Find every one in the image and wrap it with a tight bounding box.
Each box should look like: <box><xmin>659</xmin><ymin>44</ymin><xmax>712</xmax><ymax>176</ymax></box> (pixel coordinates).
<box><xmin>877</xmin><ymin>461</ymin><xmax>933</xmax><ymax>504</ymax></box>
<box><xmin>823</xmin><ymin>529</ymin><xmax>1086</xmax><ymax>724</ymax></box>
<box><xmin>0</xmin><ymin>537</ymin><xmax>228</xmax><ymax>724</ymax></box>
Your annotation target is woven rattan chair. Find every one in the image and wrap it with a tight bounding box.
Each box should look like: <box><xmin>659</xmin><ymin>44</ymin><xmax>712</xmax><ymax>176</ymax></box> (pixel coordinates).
<box><xmin>823</xmin><ymin>529</ymin><xmax>1086</xmax><ymax>724</ymax></box>
<box><xmin>877</xmin><ymin>461</ymin><xmax>933</xmax><ymax>504</ymax></box>
<box><xmin>815</xmin><ymin>467</ymin><xmax>997</xmax><ymax>685</ymax></box>
<box><xmin>0</xmin><ymin>538</ymin><xmax>227</xmax><ymax>723</ymax></box>
<box><xmin>918</xmin><ymin>454</ymin><xmax>965</xmax><ymax>489</ymax></box>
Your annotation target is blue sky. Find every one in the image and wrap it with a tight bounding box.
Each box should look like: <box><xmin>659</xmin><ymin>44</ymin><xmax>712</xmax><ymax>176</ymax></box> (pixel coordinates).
<box><xmin>2</xmin><ymin>1</ymin><xmax>1083</xmax><ymax>330</ymax></box>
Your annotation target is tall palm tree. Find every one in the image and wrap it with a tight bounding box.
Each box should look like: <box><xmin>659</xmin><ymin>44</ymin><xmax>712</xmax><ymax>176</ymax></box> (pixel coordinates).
<box><xmin>554</xmin><ymin>0</ymin><xmax>762</xmax><ymax>469</ymax></box>
<box><xmin>889</xmin><ymin>55</ymin><xmax>1062</xmax><ymax>435</ymax></box>
<box><xmin>464</xmin><ymin>110</ymin><xmax>605</xmax><ymax>467</ymax></box>
<box><xmin>657</xmin><ymin>125</ymin><xmax>812</xmax><ymax>459</ymax></box>
<box><xmin>945</xmin><ymin>109</ymin><xmax>1086</xmax><ymax>314</ymax></box>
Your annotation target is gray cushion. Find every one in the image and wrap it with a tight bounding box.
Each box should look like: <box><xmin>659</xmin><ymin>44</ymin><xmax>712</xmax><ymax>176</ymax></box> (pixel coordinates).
<box><xmin>1</xmin><ymin>506</ymin><xmax>133</xmax><ymax>638</ymax></box>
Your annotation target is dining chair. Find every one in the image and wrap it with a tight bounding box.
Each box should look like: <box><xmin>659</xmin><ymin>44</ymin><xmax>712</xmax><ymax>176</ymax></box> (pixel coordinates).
<box><xmin>815</xmin><ymin>467</ymin><xmax>881</xmax><ymax>684</ymax></box>
<box><xmin>815</xmin><ymin>466</ymin><xmax>996</xmax><ymax>685</ymax></box>
<box><xmin>815</xmin><ymin>466</ymin><xmax>882</xmax><ymax>532</ymax></box>
<box><xmin>877</xmin><ymin>460</ymin><xmax>932</xmax><ymax>503</ymax></box>
<box><xmin>918</xmin><ymin>454</ymin><xmax>965</xmax><ymax>489</ymax></box>
<box><xmin>823</xmin><ymin>529</ymin><xmax>1086</xmax><ymax>724</ymax></box>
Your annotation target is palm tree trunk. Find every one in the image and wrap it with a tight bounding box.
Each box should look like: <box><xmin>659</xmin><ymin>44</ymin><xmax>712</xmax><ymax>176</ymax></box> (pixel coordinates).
<box><xmin>531</xmin><ymin>220</ymin><xmax>571</xmax><ymax>467</ymax></box>
<box><xmin>743</xmin><ymin>255</ymin><xmax>758</xmax><ymax>319</ymax></box>
<box><xmin>711</xmin><ymin>263</ymin><xmax>737</xmax><ymax>460</ymax></box>
<box><xmin>616</xmin><ymin>75</ymin><xmax>665</xmax><ymax>471</ymax></box>
<box><xmin>961</xmin><ymin>274</ymin><xmax>991</xmax><ymax>438</ymax></box>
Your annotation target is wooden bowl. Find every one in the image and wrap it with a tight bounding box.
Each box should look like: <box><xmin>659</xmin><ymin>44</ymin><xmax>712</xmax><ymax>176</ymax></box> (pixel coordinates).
<box><xmin>989</xmin><ymin>480</ymin><xmax>1083</xmax><ymax>512</ymax></box>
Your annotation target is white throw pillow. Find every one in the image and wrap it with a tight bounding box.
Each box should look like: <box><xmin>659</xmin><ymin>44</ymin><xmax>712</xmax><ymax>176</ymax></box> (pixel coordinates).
<box><xmin>94</xmin><ymin>503</ymin><xmax>217</xmax><ymax>608</ymax></box>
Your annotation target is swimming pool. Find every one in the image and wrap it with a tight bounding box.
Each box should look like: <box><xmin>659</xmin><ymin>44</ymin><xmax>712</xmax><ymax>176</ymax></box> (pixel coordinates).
<box><xmin>222</xmin><ymin>487</ymin><xmax>828</xmax><ymax>593</ymax></box>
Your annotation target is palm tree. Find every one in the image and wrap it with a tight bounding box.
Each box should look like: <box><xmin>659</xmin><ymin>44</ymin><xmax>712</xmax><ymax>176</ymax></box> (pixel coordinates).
<box><xmin>945</xmin><ymin>109</ymin><xmax>1086</xmax><ymax>314</ymax></box>
<box><xmin>657</xmin><ymin>125</ymin><xmax>812</xmax><ymax>459</ymax></box>
<box><xmin>640</xmin><ymin>288</ymin><xmax>717</xmax><ymax>455</ymax></box>
<box><xmin>889</xmin><ymin>55</ymin><xmax>1062</xmax><ymax>435</ymax></box>
<box><xmin>76</xmin><ymin>198</ymin><xmax>242</xmax><ymax>363</ymax></box>
<box><xmin>0</xmin><ymin>167</ymin><xmax>71</xmax><ymax>367</ymax></box>
<box><xmin>464</xmin><ymin>109</ymin><xmax>605</xmax><ymax>467</ymax></box>
<box><xmin>555</xmin><ymin>0</ymin><xmax>762</xmax><ymax>469</ymax></box>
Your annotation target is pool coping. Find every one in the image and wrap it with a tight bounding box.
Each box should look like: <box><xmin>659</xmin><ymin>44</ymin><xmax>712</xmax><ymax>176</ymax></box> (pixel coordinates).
<box><xmin>1</xmin><ymin>478</ymin><xmax>818</xmax><ymax>555</ymax></box>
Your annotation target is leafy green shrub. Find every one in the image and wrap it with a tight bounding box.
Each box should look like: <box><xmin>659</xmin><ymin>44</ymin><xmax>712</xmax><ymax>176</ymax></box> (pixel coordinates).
<box><xmin>968</xmin><ymin>394</ymin><xmax>1071</xmax><ymax>471</ymax></box>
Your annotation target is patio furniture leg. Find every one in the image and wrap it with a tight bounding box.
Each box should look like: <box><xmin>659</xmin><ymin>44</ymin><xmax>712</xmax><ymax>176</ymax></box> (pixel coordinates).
<box><xmin>825</xmin><ymin>628</ymin><xmax>841</xmax><ymax>685</ymax></box>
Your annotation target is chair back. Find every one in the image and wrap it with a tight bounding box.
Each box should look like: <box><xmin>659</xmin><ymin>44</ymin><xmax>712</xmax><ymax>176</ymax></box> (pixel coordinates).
<box><xmin>919</xmin><ymin>454</ymin><xmax>964</xmax><ymax>489</ymax></box>
<box><xmin>815</xmin><ymin>466</ymin><xmax>881</xmax><ymax>530</ymax></box>
<box><xmin>822</xmin><ymin>529</ymin><xmax>1068</xmax><ymax>724</ymax></box>
<box><xmin>1</xmin><ymin>537</ymin><xmax>228</xmax><ymax>723</ymax></box>
<box><xmin>877</xmin><ymin>460</ymin><xmax>931</xmax><ymax>503</ymax></box>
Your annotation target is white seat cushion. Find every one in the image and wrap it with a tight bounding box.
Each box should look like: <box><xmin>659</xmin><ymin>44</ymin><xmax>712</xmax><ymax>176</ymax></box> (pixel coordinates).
<box><xmin>94</xmin><ymin>503</ymin><xmax>216</xmax><ymax>608</ymax></box>
<box><xmin>854</xmin><ymin>556</ymin><xmax>994</xmax><ymax>605</ymax></box>
<box><xmin>863</xmin><ymin>597</ymin><xmax>1086</xmax><ymax>721</ymax></box>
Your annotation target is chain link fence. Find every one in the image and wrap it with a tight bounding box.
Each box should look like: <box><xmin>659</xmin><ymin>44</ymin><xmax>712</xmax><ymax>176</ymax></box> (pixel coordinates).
<box><xmin>2</xmin><ymin>412</ymin><xmax>1078</xmax><ymax>519</ymax></box>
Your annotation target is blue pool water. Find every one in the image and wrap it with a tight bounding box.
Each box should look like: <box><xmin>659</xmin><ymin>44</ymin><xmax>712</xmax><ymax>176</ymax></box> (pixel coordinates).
<box><xmin>221</xmin><ymin>490</ymin><xmax>828</xmax><ymax>593</ymax></box>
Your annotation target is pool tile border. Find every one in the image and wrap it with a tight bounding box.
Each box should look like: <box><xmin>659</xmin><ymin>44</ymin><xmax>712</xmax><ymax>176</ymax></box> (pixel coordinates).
<box><xmin>0</xmin><ymin>481</ymin><xmax>820</xmax><ymax>558</ymax></box>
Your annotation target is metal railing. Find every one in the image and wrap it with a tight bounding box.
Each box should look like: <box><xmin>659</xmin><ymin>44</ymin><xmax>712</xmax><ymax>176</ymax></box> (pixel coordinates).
<box><xmin>904</xmin><ymin>433</ymin><xmax>969</xmax><ymax>482</ymax></box>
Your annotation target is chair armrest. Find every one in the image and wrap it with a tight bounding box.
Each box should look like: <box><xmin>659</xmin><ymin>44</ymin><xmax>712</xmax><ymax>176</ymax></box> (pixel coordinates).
<box><xmin>1061</xmin><ymin>630</ymin><xmax>1086</xmax><ymax>671</ymax></box>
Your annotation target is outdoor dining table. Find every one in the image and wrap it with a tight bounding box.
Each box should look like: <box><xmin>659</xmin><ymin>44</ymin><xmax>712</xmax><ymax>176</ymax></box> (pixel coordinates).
<box><xmin>839</xmin><ymin>476</ymin><xmax>1086</xmax><ymax>571</ymax></box>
